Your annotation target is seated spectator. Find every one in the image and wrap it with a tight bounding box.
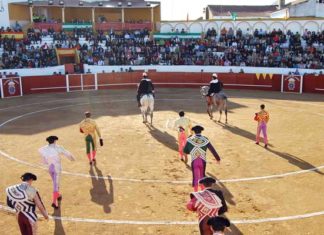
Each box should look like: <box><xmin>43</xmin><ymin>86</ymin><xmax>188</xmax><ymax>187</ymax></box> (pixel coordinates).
<box><xmin>1</xmin><ymin>26</ymin><xmax>323</xmax><ymax>69</ymax></box>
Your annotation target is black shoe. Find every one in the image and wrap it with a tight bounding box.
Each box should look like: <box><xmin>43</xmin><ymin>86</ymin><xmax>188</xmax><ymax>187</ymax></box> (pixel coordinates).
<box><xmin>264</xmin><ymin>144</ymin><xmax>268</xmax><ymax>148</ymax></box>
<box><xmin>255</xmin><ymin>142</ymin><xmax>259</xmax><ymax>145</ymax></box>
<box><xmin>51</xmin><ymin>203</ymin><xmax>59</xmax><ymax>209</ymax></box>
<box><xmin>89</xmin><ymin>161</ymin><xmax>93</xmax><ymax>165</ymax></box>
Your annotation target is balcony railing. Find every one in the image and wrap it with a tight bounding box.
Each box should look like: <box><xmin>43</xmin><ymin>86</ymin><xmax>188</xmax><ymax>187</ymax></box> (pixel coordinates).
<box><xmin>33</xmin><ymin>23</ymin><xmax>62</xmax><ymax>32</ymax></box>
<box><xmin>95</xmin><ymin>22</ymin><xmax>152</xmax><ymax>31</ymax></box>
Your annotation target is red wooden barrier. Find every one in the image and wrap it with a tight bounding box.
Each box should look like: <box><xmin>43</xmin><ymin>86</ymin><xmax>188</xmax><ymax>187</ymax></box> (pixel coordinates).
<box><xmin>22</xmin><ymin>75</ymin><xmax>66</xmax><ymax>94</ymax></box>
<box><xmin>13</xmin><ymin>72</ymin><xmax>323</xmax><ymax>96</ymax></box>
<box><xmin>303</xmin><ymin>75</ymin><xmax>324</xmax><ymax>93</ymax></box>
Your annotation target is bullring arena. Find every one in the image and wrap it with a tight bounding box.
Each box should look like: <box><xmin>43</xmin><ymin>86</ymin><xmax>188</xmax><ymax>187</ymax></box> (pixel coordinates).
<box><xmin>0</xmin><ymin>72</ymin><xmax>324</xmax><ymax>234</ymax></box>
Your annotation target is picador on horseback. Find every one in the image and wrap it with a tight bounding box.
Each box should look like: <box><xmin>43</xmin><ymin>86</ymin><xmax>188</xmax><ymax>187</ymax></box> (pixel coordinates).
<box><xmin>137</xmin><ymin>72</ymin><xmax>155</xmax><ymax>107</ymax></box>
<box><xmin>207</xmin><ymin>73</ymin><xmax>224</xmax><ymax>105</ymax></box>
<box><xmin>200</xmin><ymin>73</ymin><xmax>228</xmax><ymax>123</ymax></box>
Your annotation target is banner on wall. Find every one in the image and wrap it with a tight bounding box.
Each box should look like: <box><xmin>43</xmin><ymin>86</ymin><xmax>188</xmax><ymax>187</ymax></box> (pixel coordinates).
<box><xmin>0</xmin><ymin>32</ymin><xmax>24</xmax><ymax>40</ymax></box>
<box><xmin>0</xmin><ymin>77</ymin><xmax>23</xmax><ymax>98</ymax></box>
<box><xmin>281</xmin><ymin>75</ymin><xmax>303</xmax><ymax>93</ymax></box>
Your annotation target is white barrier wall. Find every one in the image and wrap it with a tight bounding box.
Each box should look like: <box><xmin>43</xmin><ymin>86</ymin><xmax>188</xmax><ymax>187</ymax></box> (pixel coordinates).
<box><xmin>84</xmin><ymin>65</ymin><xmax>324</xmax><ymax>76</ymax></box>
<box><xmin>0</xmin><ymin>66</ymin><xmax>65</xmax><ymax>76</ymax></box>
<box><xmin>0</xmin><ymin>65</ymin><xmax>323</xmax><ymax>76</ymax></box>
<box><xmin>160</xmin><ymin>19</ymin><xmax>324</xmax><ymax>34</ymax></box>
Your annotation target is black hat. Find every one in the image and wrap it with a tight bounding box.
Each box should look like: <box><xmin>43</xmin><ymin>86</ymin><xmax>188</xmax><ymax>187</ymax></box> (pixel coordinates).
<box><xmin>191</xmin><ymin>125</ymin><xmax>204</xmax><ymax>133</ymax></box>
<box><xmin>21</xmin><ymin>173</ymin><xmax>37</xmax><ymax>181</ymax></box>
<box><xmin>46</xmin><ymin>136</ymin><xmax>58</xmax><ymax>144</ymax></box>
<box><xmin>199</xmin><ymin>177</ymin><xmax>216</xmax><ymax>185</ymax></box>
<box><xmin>207</xmin><ymin>216</ymin><xmax>230</xmax><ymax>232</ymax></box>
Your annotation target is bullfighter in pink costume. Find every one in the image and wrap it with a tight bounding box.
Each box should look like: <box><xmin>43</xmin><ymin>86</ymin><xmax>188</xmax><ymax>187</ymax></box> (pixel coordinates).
<box><xmin>183</xmin><ymin>125</ymin><xmax>221</xmax><ymax>192</ymax></box>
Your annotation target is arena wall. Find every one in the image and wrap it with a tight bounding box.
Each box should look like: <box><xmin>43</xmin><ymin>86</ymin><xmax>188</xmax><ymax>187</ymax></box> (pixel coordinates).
<box><xmin>3</xmin><ymin>72</ymin><xmax>323</xmax><ymax>98</ymax></box>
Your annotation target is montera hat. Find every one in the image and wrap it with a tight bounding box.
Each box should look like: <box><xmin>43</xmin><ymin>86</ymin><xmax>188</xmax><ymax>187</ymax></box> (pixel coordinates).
<box><xmin>199</xmin><ymin>176</ymin><xmax>216</xmax><ymax>185</ymax></box>
<box><xmin>21</xmin><ymin>172</ymin><xmax>37</xmax><ymax>181</ymax></box>
<box><xmin>207</xmin><ymin>216</ymin><xmax>230</xmax><ymax>231</ymax></box>
<box><xmin>191</xmin><ymin>125</ymin><xmax>204</xmax><ymax>133</ymax></box>
<box><xmin>46</xmin><ymin>136</ymin><xmax>58</xmax><ymax>143</ymax></box>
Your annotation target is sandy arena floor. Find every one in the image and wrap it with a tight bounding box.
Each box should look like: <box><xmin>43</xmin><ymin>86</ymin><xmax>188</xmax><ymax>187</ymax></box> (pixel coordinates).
<box><xmin>0</xmin><ymin>88</ymin><xmax>324</xmax><ymax>235</ymax></box>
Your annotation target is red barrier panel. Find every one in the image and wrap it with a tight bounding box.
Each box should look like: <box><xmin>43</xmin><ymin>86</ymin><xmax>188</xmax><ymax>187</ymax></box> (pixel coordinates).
<box><xmin>82</xmin><ymin>74</ymin><xmax>96</xmax><ymax>90</ymax></box>
<box><xmin>303</xmin><ymin>75</ymin><xmax>324</xmax><ymax>93</ymax></box>
<box><xmin>68</xmin><ymin>74</ymin><xmax>82</xmax><ymax>91</ymax></box>
<box><xmin>22</xmin><ymin>75</ymin><xmax>66</xmax><ymax>94</ymax></box>
<box><xmin>97</xmin><ymin>72</ymin><xmax>142</xmax><ymax>89</ymax></box>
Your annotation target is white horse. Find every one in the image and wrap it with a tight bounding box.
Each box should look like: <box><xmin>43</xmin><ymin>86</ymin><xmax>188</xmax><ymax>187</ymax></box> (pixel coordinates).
<box><xmin>140</xmin><ymin>94</ymin><xmax>154</xmax><ymax>125</ymax></box>
<box><xmin>200</xmin><ymin>86</ymin><xmax>228</xmax><ymax>123</ymax></box>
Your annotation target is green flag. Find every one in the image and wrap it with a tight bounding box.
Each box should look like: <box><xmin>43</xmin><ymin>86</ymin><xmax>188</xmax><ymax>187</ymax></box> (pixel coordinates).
<box><xmin>230</xmin><ymin>12</ymin><xmax>237</xmax><ymax>21</ymax></box>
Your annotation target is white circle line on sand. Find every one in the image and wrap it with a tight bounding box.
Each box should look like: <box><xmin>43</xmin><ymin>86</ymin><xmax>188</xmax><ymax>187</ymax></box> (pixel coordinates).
<box><xmin>1</xmin><ymin>205</ymin><xmax>324</xmax><ymax>225</ymax></box>
<box><xmin>0</xmin><ymin>98</ymin><xmax>324</xmax><ymax>184</ymax></box>
<box><xmin>1</xmin><ymin>149</ymin><xmax>324</xmax><ymax>184</ymax></box>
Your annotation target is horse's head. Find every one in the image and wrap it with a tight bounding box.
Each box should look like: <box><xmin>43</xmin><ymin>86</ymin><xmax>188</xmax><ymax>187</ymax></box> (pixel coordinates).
<box><xmin>200</xmin><ymin>86</ymin><xmax>209</xmax><ymax>96</ymax></box>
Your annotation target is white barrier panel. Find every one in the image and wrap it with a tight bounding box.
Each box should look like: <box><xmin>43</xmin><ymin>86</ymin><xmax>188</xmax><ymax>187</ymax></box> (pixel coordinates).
<box><xmin>0</xmin><ymin>65</ymin><xmax>323</xmax><ymax>77</ymax></box>
<box><xmin>84</xmin><ymin>64</ymin><xmax>324</xmax><ymax>76</ymax></box>
<box><xmin>0</xmin><ymin>66</ymin><xmax>65</xmax><ymax>76</ymax></box>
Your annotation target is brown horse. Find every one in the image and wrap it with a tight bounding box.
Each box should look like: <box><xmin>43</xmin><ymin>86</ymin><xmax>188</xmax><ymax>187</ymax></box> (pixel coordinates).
<box><xmin>200</xmin><ymin>86</ymin><xmax>228</xmax><ymax>123</ymax></box>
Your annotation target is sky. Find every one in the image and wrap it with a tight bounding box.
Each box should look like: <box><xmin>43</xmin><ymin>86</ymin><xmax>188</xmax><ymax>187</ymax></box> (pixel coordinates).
<box><xmin>159</xmin><ymin>0</ymin><xmax>294</xmax><ymax>21</ymax></box>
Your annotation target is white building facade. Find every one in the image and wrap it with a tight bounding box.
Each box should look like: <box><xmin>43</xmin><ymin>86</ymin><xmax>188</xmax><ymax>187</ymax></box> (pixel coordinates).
<box><xmin>159</xmin><ymin>18</ymin><xmax>324</xmax><ymax>34</ymax></box>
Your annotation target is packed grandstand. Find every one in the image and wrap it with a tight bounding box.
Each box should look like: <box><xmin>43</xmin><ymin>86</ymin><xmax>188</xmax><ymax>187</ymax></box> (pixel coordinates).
<box><xmin>1</xmin><ymin>24</ymin><xmax>324</xmax><ymax>70</ymax></box>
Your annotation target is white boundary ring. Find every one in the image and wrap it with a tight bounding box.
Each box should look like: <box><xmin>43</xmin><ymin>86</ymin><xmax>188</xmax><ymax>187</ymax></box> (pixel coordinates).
<box><xmin>0</xmin><ymin>98</ymin><xmax>324</xmax><ymax>184</ymax></box>
<box><xmin>1</xmin><ymin>204</ymin><xmax>324</xmax><ymax>225</ymax></box>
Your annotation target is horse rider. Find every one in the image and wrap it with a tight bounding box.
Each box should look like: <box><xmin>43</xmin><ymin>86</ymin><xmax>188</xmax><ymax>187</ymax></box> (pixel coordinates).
<box><xmin>137</xmin><ymin>72</ymin><xmax>155</xmax><ymax>107</ymax></box>
<box><xmin>207</xmin><ymin>73</ymin><xmax>223</xmax><ymax>105</ymax></box>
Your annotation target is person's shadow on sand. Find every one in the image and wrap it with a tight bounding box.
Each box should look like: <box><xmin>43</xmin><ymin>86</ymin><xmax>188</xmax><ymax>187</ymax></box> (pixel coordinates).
<box><xmin>89</xmin><ymin>164</ymin><xmax>114</xmax><ymax>213</ymax></box>
<box><xmin>265</xmin><ymin>147</ymin><xmax>324</xmax><ymax>175</ymax></box>
<box><xmin>146</xmin><ymin>124</ymin><xmax>178</xmax><ymax>152</ymax></box>
<box><xmin>52</xmin><ymin>200</ymin><xmax>66</xmax><ymax>235</ymax></box>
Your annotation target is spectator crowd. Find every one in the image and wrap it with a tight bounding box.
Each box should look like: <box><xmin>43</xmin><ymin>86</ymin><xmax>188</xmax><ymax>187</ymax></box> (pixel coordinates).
<box><xmin>1</xmin><ymin>25</ymin><xmax>324</xmax><ymax>70</ymax></box>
